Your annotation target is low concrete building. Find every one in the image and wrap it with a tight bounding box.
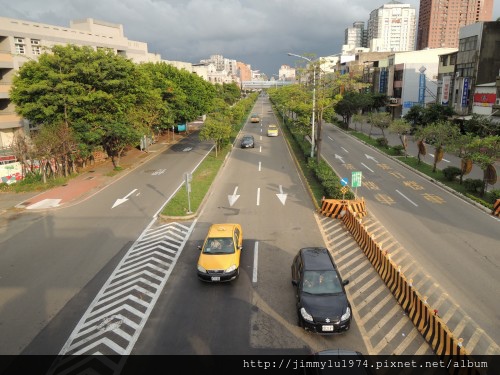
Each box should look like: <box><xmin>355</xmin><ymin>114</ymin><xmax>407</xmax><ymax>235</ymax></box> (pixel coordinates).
<box><xmin>452</xmin><ymin>21</ymin><xmax>500</xmax><ymax>116</ymax></box>
<box><xmin>0</xmin><ymin>16</ymin><xmax>161</xmax><ymax>150</ymax></box>
<box><xmin>386</xmin><ymin>48</ymin><xmax>457</xmax><ymax>118</ymax></box>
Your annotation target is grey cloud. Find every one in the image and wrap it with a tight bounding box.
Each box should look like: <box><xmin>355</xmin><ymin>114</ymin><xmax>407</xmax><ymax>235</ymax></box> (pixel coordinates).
<box><xmin>1</xmin><ymin>0</ymin><xmax>498</xmax><ymax>76</ymax></box>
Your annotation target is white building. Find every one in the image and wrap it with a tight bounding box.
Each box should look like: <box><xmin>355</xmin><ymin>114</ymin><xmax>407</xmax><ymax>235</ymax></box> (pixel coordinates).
<box><xmin>278</xmin><ymin>64</ymin><xmax>295</xmax><ymax>81</ymax></box>
<box><xmin>367</xmin><ymin>1</ymin><xmax>416</xmax><ymax>52</ymax></box>
<box><xmin>344</xmin><ymin>21</ymin><xmax>367</xmax><ymax>51</ymax></box>
<box><xmin>0</xmin><ymin>16</ymin><xmax>161</xmax><ymax>149</ymax></box>
<box><xmin>387</xmin><ymin>48</ymin><xmax>457</xmax><ymax>117</ymax></box>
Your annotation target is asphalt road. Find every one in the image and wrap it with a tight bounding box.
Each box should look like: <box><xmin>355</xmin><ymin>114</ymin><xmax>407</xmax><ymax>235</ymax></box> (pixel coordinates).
<box><xmin>1</xmin><ymin>96</ymin><xmax>441</xmax><ymax>373</ymax></box>
<box><xmin>132</xmin><ymin>95</ymin><xmax>368</xmax><ymax>355</ymax></box>
<box><xmin>0</xmin><ymin>133</ymin><xmax>214</xmax><ymax>355</ymax></box>
<box><xmin>319</xmin><ymin>123</ymin><xmax>500</xmax><ymax>354</ymax></box>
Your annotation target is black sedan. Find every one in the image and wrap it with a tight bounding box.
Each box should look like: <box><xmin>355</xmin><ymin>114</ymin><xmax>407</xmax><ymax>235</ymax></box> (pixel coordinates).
<box><xmin>291</xmin><ymin>247</ymin><xmax>351</xmax><ymax>334</ymax></box>
<box><xmin>240</xmin><ymin>135</ymin><xmax>255</xmax><ymax>148</ymax></box>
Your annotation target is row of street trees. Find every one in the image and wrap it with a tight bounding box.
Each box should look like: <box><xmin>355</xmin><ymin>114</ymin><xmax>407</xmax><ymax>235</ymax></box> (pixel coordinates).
<box><xmin>268</xmin><ymin>57</ymin><xmax>499</xmax><ymax>197</ymax></box>
<box><xmin>9</xmin><ymin>44</ymin><xmax>241</xmax><ymax>182</ymax></box>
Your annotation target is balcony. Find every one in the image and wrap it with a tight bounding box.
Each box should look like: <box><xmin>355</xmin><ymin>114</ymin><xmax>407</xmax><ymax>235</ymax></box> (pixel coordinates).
<box><xmin>0</xmin><ymin>83</ymin><xmax>11</xmax><ymax>99</ymax></box>
<box><xmin>0</xmin><ymin>113</ymin><xmax>23</xmax><ymax>130</ymax></box>
<box><xmin>0</xmin><ymin>52</ymin><xmax>14</xmax><ymax>69</ymax></box>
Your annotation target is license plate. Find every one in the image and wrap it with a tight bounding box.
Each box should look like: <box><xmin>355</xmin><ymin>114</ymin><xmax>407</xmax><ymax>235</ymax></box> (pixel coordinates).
<box><xmin>211</xmin><ymin>276</ymin><xmax>221</xmax><ymax>281</ymax></box>
<box><xmin>322</xmin><ymin>325</ymin><xmax>334</xmax><ymax>332</ymax></box>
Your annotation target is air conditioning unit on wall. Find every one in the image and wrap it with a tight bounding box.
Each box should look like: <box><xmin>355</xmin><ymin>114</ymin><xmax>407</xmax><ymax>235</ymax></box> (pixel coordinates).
<box><xmin>390</xmin><ymin>98</ymin><xmax>398</xmax><ymax>104</ymax></box>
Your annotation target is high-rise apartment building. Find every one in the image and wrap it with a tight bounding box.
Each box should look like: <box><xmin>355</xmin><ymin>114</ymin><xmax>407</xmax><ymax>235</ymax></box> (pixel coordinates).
<box><xmin>416</xmin><ymin>0</ymin><xmax>494</xmax><ymax>50</ymax></box>
<box><xmin>344</xmin><ymin>21</ymin><xmax>367</xmax><ymax>49</ymax></box>
<box><xmin>367</xmin><ymin>1</ymin><xmax>417</xmax><ymax>52</ymax></box>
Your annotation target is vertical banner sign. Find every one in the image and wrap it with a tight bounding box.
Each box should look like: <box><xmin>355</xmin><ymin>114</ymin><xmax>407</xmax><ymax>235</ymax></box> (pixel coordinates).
<box><xmin>379</xmin><ymin>69</ymin><xmax>387</xmax><ymax>94</ymax></box>
<box><xmin>441</xmin><ymin>75</ymin><xmax>450</xmax><ymax>105</ymax></box>
<box><xmin>419</xmin><ymin>72</ymin><xmax>426</xmax><ymax>105</ymax></box>
<box><xmin>461</xmin><ymin>77</ymin><xmax>469</xmax><ymax>108</ymax></box>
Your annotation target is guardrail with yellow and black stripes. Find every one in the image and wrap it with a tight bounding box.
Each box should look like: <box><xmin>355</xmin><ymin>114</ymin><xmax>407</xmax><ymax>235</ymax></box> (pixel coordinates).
<box><xmin>493</xmin><ymin>199</ymin><xmax>500</xmax><ymax>217</ymax></box>
<box><xmin>319</xmin><ymin>197</ymin><xmax>484</xmax><ymax>374</ymax></box>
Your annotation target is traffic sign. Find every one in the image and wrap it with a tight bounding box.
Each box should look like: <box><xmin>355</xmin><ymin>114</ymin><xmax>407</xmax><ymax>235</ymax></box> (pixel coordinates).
<box><xmin>341</xmin><ymin>177</ymin><xmax>348</xmax><ymax>186</ymax></box>
<box><xmin>340</xmin><ymin>186</ymin><xmax>348</xmax><ymax>194</ymax></box>
<box><xmin>352</xmin><ymin>171</ymin><xmax>362</xmax><ymax>188</ymax></box>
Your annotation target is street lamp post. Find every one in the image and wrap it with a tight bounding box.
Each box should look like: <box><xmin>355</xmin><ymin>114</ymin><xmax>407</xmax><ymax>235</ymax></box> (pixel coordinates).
<box><xmin>288</xmin><ymin>53</ymin><xmax>316</xmax><ymax>158</ymax></box>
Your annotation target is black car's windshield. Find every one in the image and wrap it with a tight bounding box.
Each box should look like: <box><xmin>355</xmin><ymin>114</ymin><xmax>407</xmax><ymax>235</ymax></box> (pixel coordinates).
<box><xmin>302</xmin><ymin>270</ymin><xmax>343</xmax><ymax>294</ymax></box>
<box><xmin>203</xmin><ymin>238</ymin><xmax>235</xmax><ymax>254</ymax></box>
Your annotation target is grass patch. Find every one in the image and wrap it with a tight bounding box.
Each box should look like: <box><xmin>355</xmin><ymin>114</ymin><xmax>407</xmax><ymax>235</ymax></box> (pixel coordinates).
<box><xmin>0</xmin><ymin>174</ymin><xmax>70</xmax><ymax>193</ymax></box>
<box><xmin>105</xmin><ymin>167</ymin><xmax>124</xmax><ymax>177</ymax></box>
<box><xmin>161</xmin><ymin>149</ymin><xmax>227</xmax><ymax>216</ymax></box>
<box><xmin>280</xmin><ymin>120</ymin><xmax>324</xmax><ymax>207</ymax></box>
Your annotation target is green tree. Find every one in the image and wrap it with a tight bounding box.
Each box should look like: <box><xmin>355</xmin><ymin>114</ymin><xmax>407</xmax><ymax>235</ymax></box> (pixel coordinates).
<box><xmin>403</xmin><ymin>104</ymin><xmax>425</xmax><ymax>128</ymax></box>
<box><xmin>416</xmin><ymin>120</ymin><xmax>461</xmax><ymax>172</ymax></box>
<box><xmin>139</xmin><ymin>62</ymin><xmax>216</xmax><ymax>124</ymax></box>
<box><xmin>352</xmin><ymin>113</ymin><xmax>365</xmax><ymax>132</ymax></box>
<box><xmin>10</xmin><ymin>45</ymin><xmax>150</xmax><ymax>173</ymax></box>
<box><xmin>215</xmin><ymin>82</ymin><xmax>241</xmax><ymax>105</ymax></box>
<box><xmin>102</xmin><ymin>120</ymin><xmax>142</xmax><ymax>169</ymax></box>
<box><xmin>447</xmin><ymin>132</ymin><xmax>477</xmax><ymax>184</ymax></box>
<box><xmin>421</xmin><ymin>103</ymin><xmax>455</xmax><ymax>125</ymax></box>
<box><xmin>199</xmin><ymin>113</ymin><xmax>232</xmax><ymax>157</ymax></box>
<box><xmin>388</xmin><ymin>118</ymin><xmax>411</xmax><ymax>157</ymax></box>
<box><xmin>334</xmin><ymin>91</ymin><xmax>371</xmax><ymax>129</ymax></box>
<box><xmin>368</xmin><ymin>93</ymin><xmax>388</xmax><ymax>112</ymax></box>
<box><xmin>368</xmin><ymin>112</ymin><xmax>391</xmax><ymax>140</ymax></box>
<box><xmin>468</xmin><ymin>136</ymin><xmax>500</xmax><ymax>195</ymax></box>
<box><xmin>462</xmin><ymin>114</ymin><xmax>498</xmax><ymax>137</ymax></box>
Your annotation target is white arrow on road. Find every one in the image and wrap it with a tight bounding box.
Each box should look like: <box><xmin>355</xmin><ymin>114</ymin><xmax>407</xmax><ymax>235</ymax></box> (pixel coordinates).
<box><xmin>365</xmin><ymin>154</ymin><xmax>379</xmax><ymax>163</ymax></box>
<box><xmin>429</xmin><ymin>153</ymin><xmax>450</xmax><ymax>163</ymax></box>
<box><xmin>335</xmin><ymin>154</ymin><xmax>345</xmax><ymax>164</ymax></box>
<box><xmin>112</xmin><ymin>189</ymin><xmax>138</xmax><ymax>208</ymax></box>
<box><xmin>228</xmin><ymin>186</ymin><xmax>240</xmax><ymax>207</ymax></box>
<box><xmin>276</xmin><ymin>185</ymin><xmax>287</xmax><ymax>205</ymax></box>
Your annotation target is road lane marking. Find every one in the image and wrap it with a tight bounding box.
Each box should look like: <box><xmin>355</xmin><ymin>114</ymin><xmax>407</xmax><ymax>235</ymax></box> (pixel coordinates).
<box><xmin>361</xmin><ymin>163</ymin><xmax>374</xmax><ymax>172</ymax></box>
<box><xmin>252</xmin><ymin>241</ymin><xmax>259</xmax><ymax>283</ymax></box>
<box><xmin>26</xmin><ymin>199</ymin><xmax>62</xmax><ymax>209</ymax></box>
<box><xmin>51</xmin><ymin>220</ymin><xmax>196</xmax><ymax>373</ymax></box>
<box><xmin>396</xmin><ymin>189</ymin><xmax>418</xmax><ymax>207</ymax></box>
<box><xmin>256</xmin><ymin>187</ymin><xmax>260</xmax><ymax>206</ymax></box>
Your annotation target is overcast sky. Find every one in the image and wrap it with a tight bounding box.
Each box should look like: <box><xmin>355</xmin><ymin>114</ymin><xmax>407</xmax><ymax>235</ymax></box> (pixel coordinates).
<box><xmin>1</xmin><ymin>0</ymin><xmax>499</xmax><ymax>77</ymax></box>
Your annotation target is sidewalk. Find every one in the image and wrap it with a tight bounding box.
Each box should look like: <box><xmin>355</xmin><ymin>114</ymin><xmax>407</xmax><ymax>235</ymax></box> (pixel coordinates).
<box><xmin>0</xmin><ymin>131</ymin><xmax>189</xmax><ymax>215</ymax></box>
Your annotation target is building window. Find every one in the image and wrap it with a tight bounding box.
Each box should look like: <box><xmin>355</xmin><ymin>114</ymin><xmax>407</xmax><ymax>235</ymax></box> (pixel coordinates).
<box><xmin>15</xmin><ymin>36</ymin><xmax>25</xmax><ymax>54</ymax></box>
<box><xmin>31</xmin><ymin>39</ymin><xmax>41</xmax><ymax>55</ymax></box>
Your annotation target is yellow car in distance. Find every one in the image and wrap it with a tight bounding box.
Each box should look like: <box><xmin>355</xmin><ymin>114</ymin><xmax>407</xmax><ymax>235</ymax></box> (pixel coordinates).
<box><xmin>197</xmin><ymin>223</ymin><xmax>243</xmax><ymax>282</ymax></box>
<box><xmin>250</xmin><ymin>114</ymin><xmax>260</xmax><ymax>123</ymax></box>
<box><xmin>267</xmin><ymin>124</ymin><xmax>279</xmax><ymax>137</ymax></box>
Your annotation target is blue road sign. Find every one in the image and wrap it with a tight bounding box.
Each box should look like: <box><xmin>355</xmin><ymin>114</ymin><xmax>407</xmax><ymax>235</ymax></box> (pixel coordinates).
<box><xmin>341</xmin><ymin>177</ymin><xmax>348</xmax><ymax>186</ymax></box>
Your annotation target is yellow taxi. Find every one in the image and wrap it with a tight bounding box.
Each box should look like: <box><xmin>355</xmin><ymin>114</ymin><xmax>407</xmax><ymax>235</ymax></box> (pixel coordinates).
<box><xmin>267</xmin><ymin>124</ymin><xmax>279</xmax><ymax>137</ymax></box>
<box><xmin>197</xmin><ymin>223</ymin><xmax>243</xmax><ymax>282</ymax></box>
